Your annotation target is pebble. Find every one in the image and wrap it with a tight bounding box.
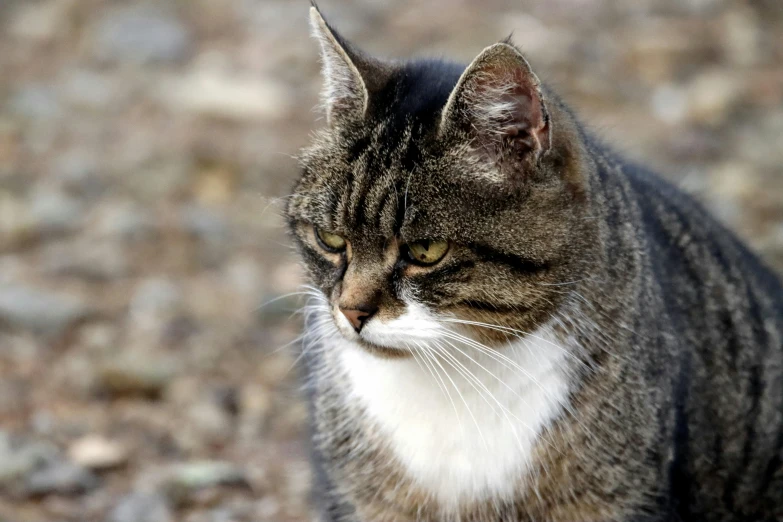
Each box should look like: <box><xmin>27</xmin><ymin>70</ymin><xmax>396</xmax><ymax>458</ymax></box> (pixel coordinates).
<box><xmin>237</xmin><ymin>384</ymin><xmax>272</xmax><ymax>443</ymax></box>
<box><xmin>193</xmin><ymin>163</ymin><xmax>237</xmax><ymax>207</ymax></box>
<box><xmin>191</xmin><ymin>403</ymin><xmax>233</xmax><ymax>447</ymax></box>
<box><xmin>29</xmin><ymin>187</ymin><xmax>84</xmax><ymax>237</ymax></box>
<box><xmin>163</xmin><ymin>461</ymin><xmax>249</xmax><ymax>504</ymax></box>
<box><xmin>97</xmin><ymin>354</ymin><xmax>180</xmax><ymax>399</ymax></box>
<box><xmin>0</xmin><ymin>191</ymin><xmax>37</xmax><ymax>249</ymax></box>
<box><xmin>91</xmin><ymin>5</ymin><xmax>191</xmax><ymax>64</ymax></box>
<box><xmin>110</xmin><ymin>491</ymin><xmax>174</xmax><ymax>522</ymax></box>
<box><xmin>686</xmin><ymin>70</ymin><xmax>744</xmax><ymax>125</ymax></box>
<box><xmin>42</xmin><ymin>239</ymin><xmax>129</xmax><ymax>281</ymax></box>
<box><xmin>0</xmin><ymin>285</ymin><xmax>93</xmax><ymax>336</ymax></box>
<box><xmin>50</xmin><ymin>147</ymin><xmax>104</xmax><ymax>199</ymax></box>
<box><xmin>68</xmin><ymin>435</ymin><xmax>129</xmax><ymax>471</ymax></box>
<box><xmin>92</xmin><ymin>199</ymin><xmax>157</xmax><ymax>241</ymax></box>
<box><xmin>651</xmin><ymin>84</ymin><xmax>688</xmax><ymax>125</ymax></box>
<box><xmin>23</xmin><ymin>461</ymin><xmax>99</xmax><ymax>497</ymax></box>
<box><xmin>179</xmin><ymin>205</ymin><xmax>228</xmax><ymax>243</ymax></box>
<box><xmin>155</xmin><ymin>65</ymin><xmax>291</xmax><ymax>121</ymax></box>
<box><xmin>0</xmin><ymin>432</ymin><xmax>59</xmax><ymax>487</ymax></box>
<box><xmin>720</xmin><ymin>6</ymin><xmax>762</xmax><ymax>66</ymax></box>
<box><xmin>8</xmin><ymin>84</ymin><xmax>63</xmax><ymax>121</ymax></box>
<box><xmin>126</xmin><ymin>160</ymin><xmax>192</xmax><ymax>201</ymax></box>
<box><xmin>129</xmin><ymin>278</ymin><xmax>184</xmax><ymax>332</ymax></box>
<box><xmin>7</xmin><ymin>0</ymin><xmax>72</xmax><ymax>42</ymax></box>
<box><xmin>60</xmin><ymin>69</ymin><xmax>124</xmax><ymax>111</ymax></box>
<box><xmin>179</xmin><ymin>204</ymin><xmax>230</xmax><ymax>267</ymax></box>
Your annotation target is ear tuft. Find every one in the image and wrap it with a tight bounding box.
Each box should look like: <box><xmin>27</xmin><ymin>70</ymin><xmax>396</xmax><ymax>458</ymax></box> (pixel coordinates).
<box><xmin>309</xmin><ymin>6</ymin><xmax>368</xmax><ymax>125</ymax></box>
<box><xmin>440</xmin><ymin>43</ymin><xmax>551</xmax><ymax>161</ymax></box>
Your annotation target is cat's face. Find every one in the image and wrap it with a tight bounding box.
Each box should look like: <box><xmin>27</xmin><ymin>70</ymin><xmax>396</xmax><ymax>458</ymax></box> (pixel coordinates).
<box><xmin>287</xmin><ymin>8</ymin><xmax>595</xmax><ymax>356</ymax></box>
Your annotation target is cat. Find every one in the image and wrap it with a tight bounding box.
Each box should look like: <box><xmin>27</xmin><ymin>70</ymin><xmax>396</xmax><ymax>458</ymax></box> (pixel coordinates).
<box><xmin>286</xmin><ymin>5</ymin><xmax>783</xmax><ymax>521</ymax></box>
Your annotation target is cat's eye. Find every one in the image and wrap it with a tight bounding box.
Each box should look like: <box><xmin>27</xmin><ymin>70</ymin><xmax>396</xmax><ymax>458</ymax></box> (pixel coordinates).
<box><xmin>315</xmin><ymin>227</ymin><xmax>347</xmax><ymax>253</ymax></box>
<box><xmin>404</xmin><ymin>239</ymin><xmax>449</xmax><ymax>266</ymax></box>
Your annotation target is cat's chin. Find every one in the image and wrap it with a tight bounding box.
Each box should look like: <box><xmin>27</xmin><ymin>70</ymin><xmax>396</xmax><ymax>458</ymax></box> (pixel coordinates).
<box><xmin>352</xmin><ymin>338</ymin><xmax>413</xmax><ymax>359</ymax></box>
<box><xmin>330</xmin><ymin>330</ymin><xmax>405</xmax><ymax>358</ymax></box>
<box><xmin>333</xmin><ymin>327</ymin><xmax>414</xmax><ymax>358</ymax></box>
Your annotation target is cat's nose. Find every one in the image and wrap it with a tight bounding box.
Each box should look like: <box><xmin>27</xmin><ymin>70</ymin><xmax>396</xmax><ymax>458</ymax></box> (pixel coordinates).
<box><xmin>339</xmin><ymin>305</ymin><xmax>377</xmax><ymax>333</ymax></box>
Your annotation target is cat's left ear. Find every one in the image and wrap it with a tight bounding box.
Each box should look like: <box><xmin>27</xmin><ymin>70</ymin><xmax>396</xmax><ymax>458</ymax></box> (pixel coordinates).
<box><xmin>309</xmin><ymin>6</ymin><xmax>389</xmax><ymax>126</ymax></box>
<box><xmin>439</xmin><ymin>43</ymin><xmax>551</xmax><ymax>161</ymax></box>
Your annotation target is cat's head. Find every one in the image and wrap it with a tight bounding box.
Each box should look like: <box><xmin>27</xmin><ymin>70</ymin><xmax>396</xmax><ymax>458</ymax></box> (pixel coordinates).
<box><xmin>287</xmin><ymin>6</ymin><xmax>597</xmax><ymax>356</ymax></box>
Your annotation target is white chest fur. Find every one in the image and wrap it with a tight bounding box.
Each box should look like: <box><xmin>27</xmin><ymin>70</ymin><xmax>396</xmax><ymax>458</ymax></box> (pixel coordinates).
<box><xmin>333</xmin><ymin>327</ymin><xmax>571</xmax><ymax>508</ymax></box>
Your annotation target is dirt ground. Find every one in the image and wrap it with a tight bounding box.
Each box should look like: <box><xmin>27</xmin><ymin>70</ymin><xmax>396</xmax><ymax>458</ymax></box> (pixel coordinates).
<box><xmin>0</xmin><ymin>0</ymin><xmax>781</xmax><ymax>520</ymax></box>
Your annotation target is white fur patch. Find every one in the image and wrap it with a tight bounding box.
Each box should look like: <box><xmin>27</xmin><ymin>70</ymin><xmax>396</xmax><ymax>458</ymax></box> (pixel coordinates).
<box><xmin>328</xmin><ymin>300</ymin><xmax>572</xmax><ymax>509</ymax></box>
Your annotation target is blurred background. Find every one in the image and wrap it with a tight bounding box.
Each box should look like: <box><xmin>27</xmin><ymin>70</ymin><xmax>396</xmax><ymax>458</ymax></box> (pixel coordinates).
<box><xmin>0</xmin><ymin>0</ymin><xmax>781</xmax><ymax>520</ymax></box>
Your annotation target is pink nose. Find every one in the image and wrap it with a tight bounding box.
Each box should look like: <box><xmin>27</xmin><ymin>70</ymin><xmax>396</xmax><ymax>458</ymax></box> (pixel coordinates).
<box><xmin>340</xmin><ymin>306</ymin><xmax>377</xmax><ymax>332</ymax></box>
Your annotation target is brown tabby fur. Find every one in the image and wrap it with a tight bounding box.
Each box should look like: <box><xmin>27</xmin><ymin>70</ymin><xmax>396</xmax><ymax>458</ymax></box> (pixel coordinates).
<box><xmin>287</xmin><ymin>5</ymin><xmax>783</xmax><ymax>521</ymax></box>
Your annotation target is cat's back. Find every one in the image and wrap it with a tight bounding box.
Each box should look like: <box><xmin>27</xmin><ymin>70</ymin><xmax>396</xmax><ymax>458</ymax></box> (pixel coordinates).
<box><xmin>600</xmin><ymin>149</ymin><xmax>783</xmax><ymax>519</ymax></box>
<box><xmin>620</xmin><ymin>156</ymin><xmax>783</xmax><ymax>316</ymax></box>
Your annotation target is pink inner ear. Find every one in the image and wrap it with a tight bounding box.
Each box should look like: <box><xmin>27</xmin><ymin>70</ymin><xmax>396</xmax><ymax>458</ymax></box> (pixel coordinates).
<box><xmin>468</xmin><ymin>63</ymin><xmax>550</xmax><ymax>156</ymax></box>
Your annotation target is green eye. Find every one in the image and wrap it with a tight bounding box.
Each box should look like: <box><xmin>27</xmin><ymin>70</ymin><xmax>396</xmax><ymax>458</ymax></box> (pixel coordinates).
<box><xmin>315</xmin><ymin>227</ymin><xmax>347</xmax><ymax>252</ymax></box>
<box><xmin>405</xmin><ymin>239</ymin><xmax>449</xmax><ymax>266</ymax></box>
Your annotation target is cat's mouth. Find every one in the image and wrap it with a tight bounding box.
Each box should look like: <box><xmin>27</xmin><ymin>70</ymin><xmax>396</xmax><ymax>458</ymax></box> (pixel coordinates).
<box><xmin>354</xmin><ymin>338</ymin><xmax>415</xmax><ymax>358</ymax></box>
<box><xmin>330</xmin><ymin>304</ymin><xmax>442</xmax><ymax>358</ymax></box>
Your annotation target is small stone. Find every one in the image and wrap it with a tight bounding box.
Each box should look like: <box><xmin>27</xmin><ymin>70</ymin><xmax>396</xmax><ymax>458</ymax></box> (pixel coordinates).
<box><xmin>238</xmin><ymin>384</ymin><xmax>272</xmax><ymax>442</ymax></box>
<box><xmin>0</xmin><ymin>379</ymin><xmax>27</xmax><ymax>418</ymax></box>
<box><xmin>0</xmin><ymin>433</ymin><xmax>59</xmax><ymax>487</ymax></box>
<box><xmin>8</xmin><ymin>84</ymin><xmax>63</xmax><ymax>121</ymax></box>
<box><xmin>0</xmin><ymin>255</ymin><xmax>25</xmax><ymax>285</ymax></box>
<box><xmin>129</xmin><ymin>278</ymin><xmax>183</xmax><ymax>332</ymax></box>
<box><xmin>0</xmin><ymin>191</ymin><xmax>37</xmax><ymax>249</ymax></box>
<box><xmin>720</xmin><ymin>6</ymin><xmax>761</xmax><ymax>66</ymax></box>
<box><xmin>110</xmin><ymin>491</ymin><xmax>174</xmax><ymax>522</ymax></box>
<box><xmin>67</xmin><ymin>435</ymin><xmax>128</xmax><ymax>471</ymax></box>
<box><xmin>92</xmin><ymin>199</ymin><xmax>157</xmax><ymax>242</ymax></box>
<box><xmin>179</xmin><ymin>205</ymin><xmax>228</xmax><ymax>243</ymax></box>
<box><xmin>76</xmin><ymin>322</ymin><xmax>117</xmax><ymax>353</ymax></box>
<box><xmin>156</xmin><ymin>65</ymin><xmax>291</xmax><ymax>121</ymax></box>
<box><xmin>91</xmin><ymin>5</ymin><xmax>191</xmax><ymax>64</ymax></box>
<box><xmin>223</xmin><ymin>257</ymin><xmax>264</xmax><ymax>321</ymax></box>
<box><xmin>42</xmin><ymin>239</ymin><xmax>129</xmax><ymax>281</ymax></box>
<box><xmin>126</xmin><ymin>160</ymin><xmax>191</xmax><ymax>201</ymax></box>
<box><xmin>651</xmin><ymin>84</ymin><xmax>688</xmax><ymax>125</ymax></box>
<box><xmin>7</xmin><ymin>0</ymin><xmax>72</xmax><ymax>42</ymax></box>
<box><xmin>193</xmin><ymin>163</ymin><xmax>237</xmax><ymax>207</ymax></box>
<box><xmin>179</xmin><ymin>205</ymin><xmax>230</xmax><ymax>267</ymax></box>
<box><xmin>185</xmin><ymin>400</ymin><xmax>233</xmax><ymax>449</ymax></box>
<box><xmin>50</xmin><ymin>147</ymin><xmax>104</xmax><ymax>199</ymax></box>
<box><xmin>0</xmin><ymin>285</ymin><xmax>93</xmax><ymax>336</ymax></box>
<box><xmin>97</xmin><ymin>354</ymin><xmax>180</xmax><ymax>399</ymax></box>
<box><xmin>164</xmin><ymin>461</ymin><xmax>249</xmax><ymax>504</ymax></box>
<box><xmin>60</xmin><ymin>69</ymin><xmax>123</xmax><ymax>111</ymax></box>
<box><xmin>24</xmin><ymin>461</ymin><xmax>98</xmax><ymax>497</ymax></box>
<box><xmin>29</xmin><ymin>187</ymin><xmax>84</xmax><ymax>237</ymax></box>
<box><xmin>686</xmin><ymin>70</ymin><xmax>744</xmax><ymax>125</ymax></box>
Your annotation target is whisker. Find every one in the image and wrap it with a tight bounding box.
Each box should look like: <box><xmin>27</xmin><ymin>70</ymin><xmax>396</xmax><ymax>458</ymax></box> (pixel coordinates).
<box><xmin>411</xmin><ymin>340</ymin><xmax>461</xmax><ymax>429</ymax></box>
<box><xmin>440</xmin><ymin>318</ymin><xmax>570</xmax><ymax>355</ymax></box>
<box><xmin>428</xmin><ymin>341</ymin><xmax>538</xmax><ymax>457</ymax></box>
<box><xmin>420</xmin><ymin>343</ymin><xmax>488</xmax><ymax>450</ymax></box>
<box><xmin>412</xmin><ymin>341</ymin><xmax>464</xmax><ymax>432</ymax></box>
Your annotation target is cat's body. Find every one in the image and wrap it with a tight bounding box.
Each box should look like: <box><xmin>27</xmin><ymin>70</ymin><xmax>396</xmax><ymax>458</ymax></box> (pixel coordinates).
<box><xmin>289</xmin><ymin>7</ymin><xmax>783</xmax><ymax>521</ymax></box>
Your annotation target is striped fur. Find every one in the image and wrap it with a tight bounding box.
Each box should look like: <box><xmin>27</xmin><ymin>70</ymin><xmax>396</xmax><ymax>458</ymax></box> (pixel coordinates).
<box><xmin>287</xmin><ymin>6</ymin><xmax>783</xmax><ymax>521</ymax></box>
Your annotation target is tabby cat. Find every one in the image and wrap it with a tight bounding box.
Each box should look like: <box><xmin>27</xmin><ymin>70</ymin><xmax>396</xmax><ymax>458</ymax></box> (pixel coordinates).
<box><xmin>286</xmin><ymin>6</ymin><xmax>783</xmax><ymax>521</ymax></box>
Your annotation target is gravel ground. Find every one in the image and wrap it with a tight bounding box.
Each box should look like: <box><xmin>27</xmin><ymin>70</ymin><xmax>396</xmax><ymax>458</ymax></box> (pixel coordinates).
<box><xmin>0</xmin><ymin>0</ymin><xmax>781</xmax><ymax>520</ymax></box>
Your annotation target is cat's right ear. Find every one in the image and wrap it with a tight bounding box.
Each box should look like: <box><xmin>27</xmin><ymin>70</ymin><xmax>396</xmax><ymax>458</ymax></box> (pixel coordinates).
<box><xmin>439</xmin><ymin>43</ymin><xmax>551</xmax><ymax>163</ymax></box>
<box><xmin>309</xmin><ymin>6</ymin><xmax>369</xmax><ymax>126</ymax></box>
